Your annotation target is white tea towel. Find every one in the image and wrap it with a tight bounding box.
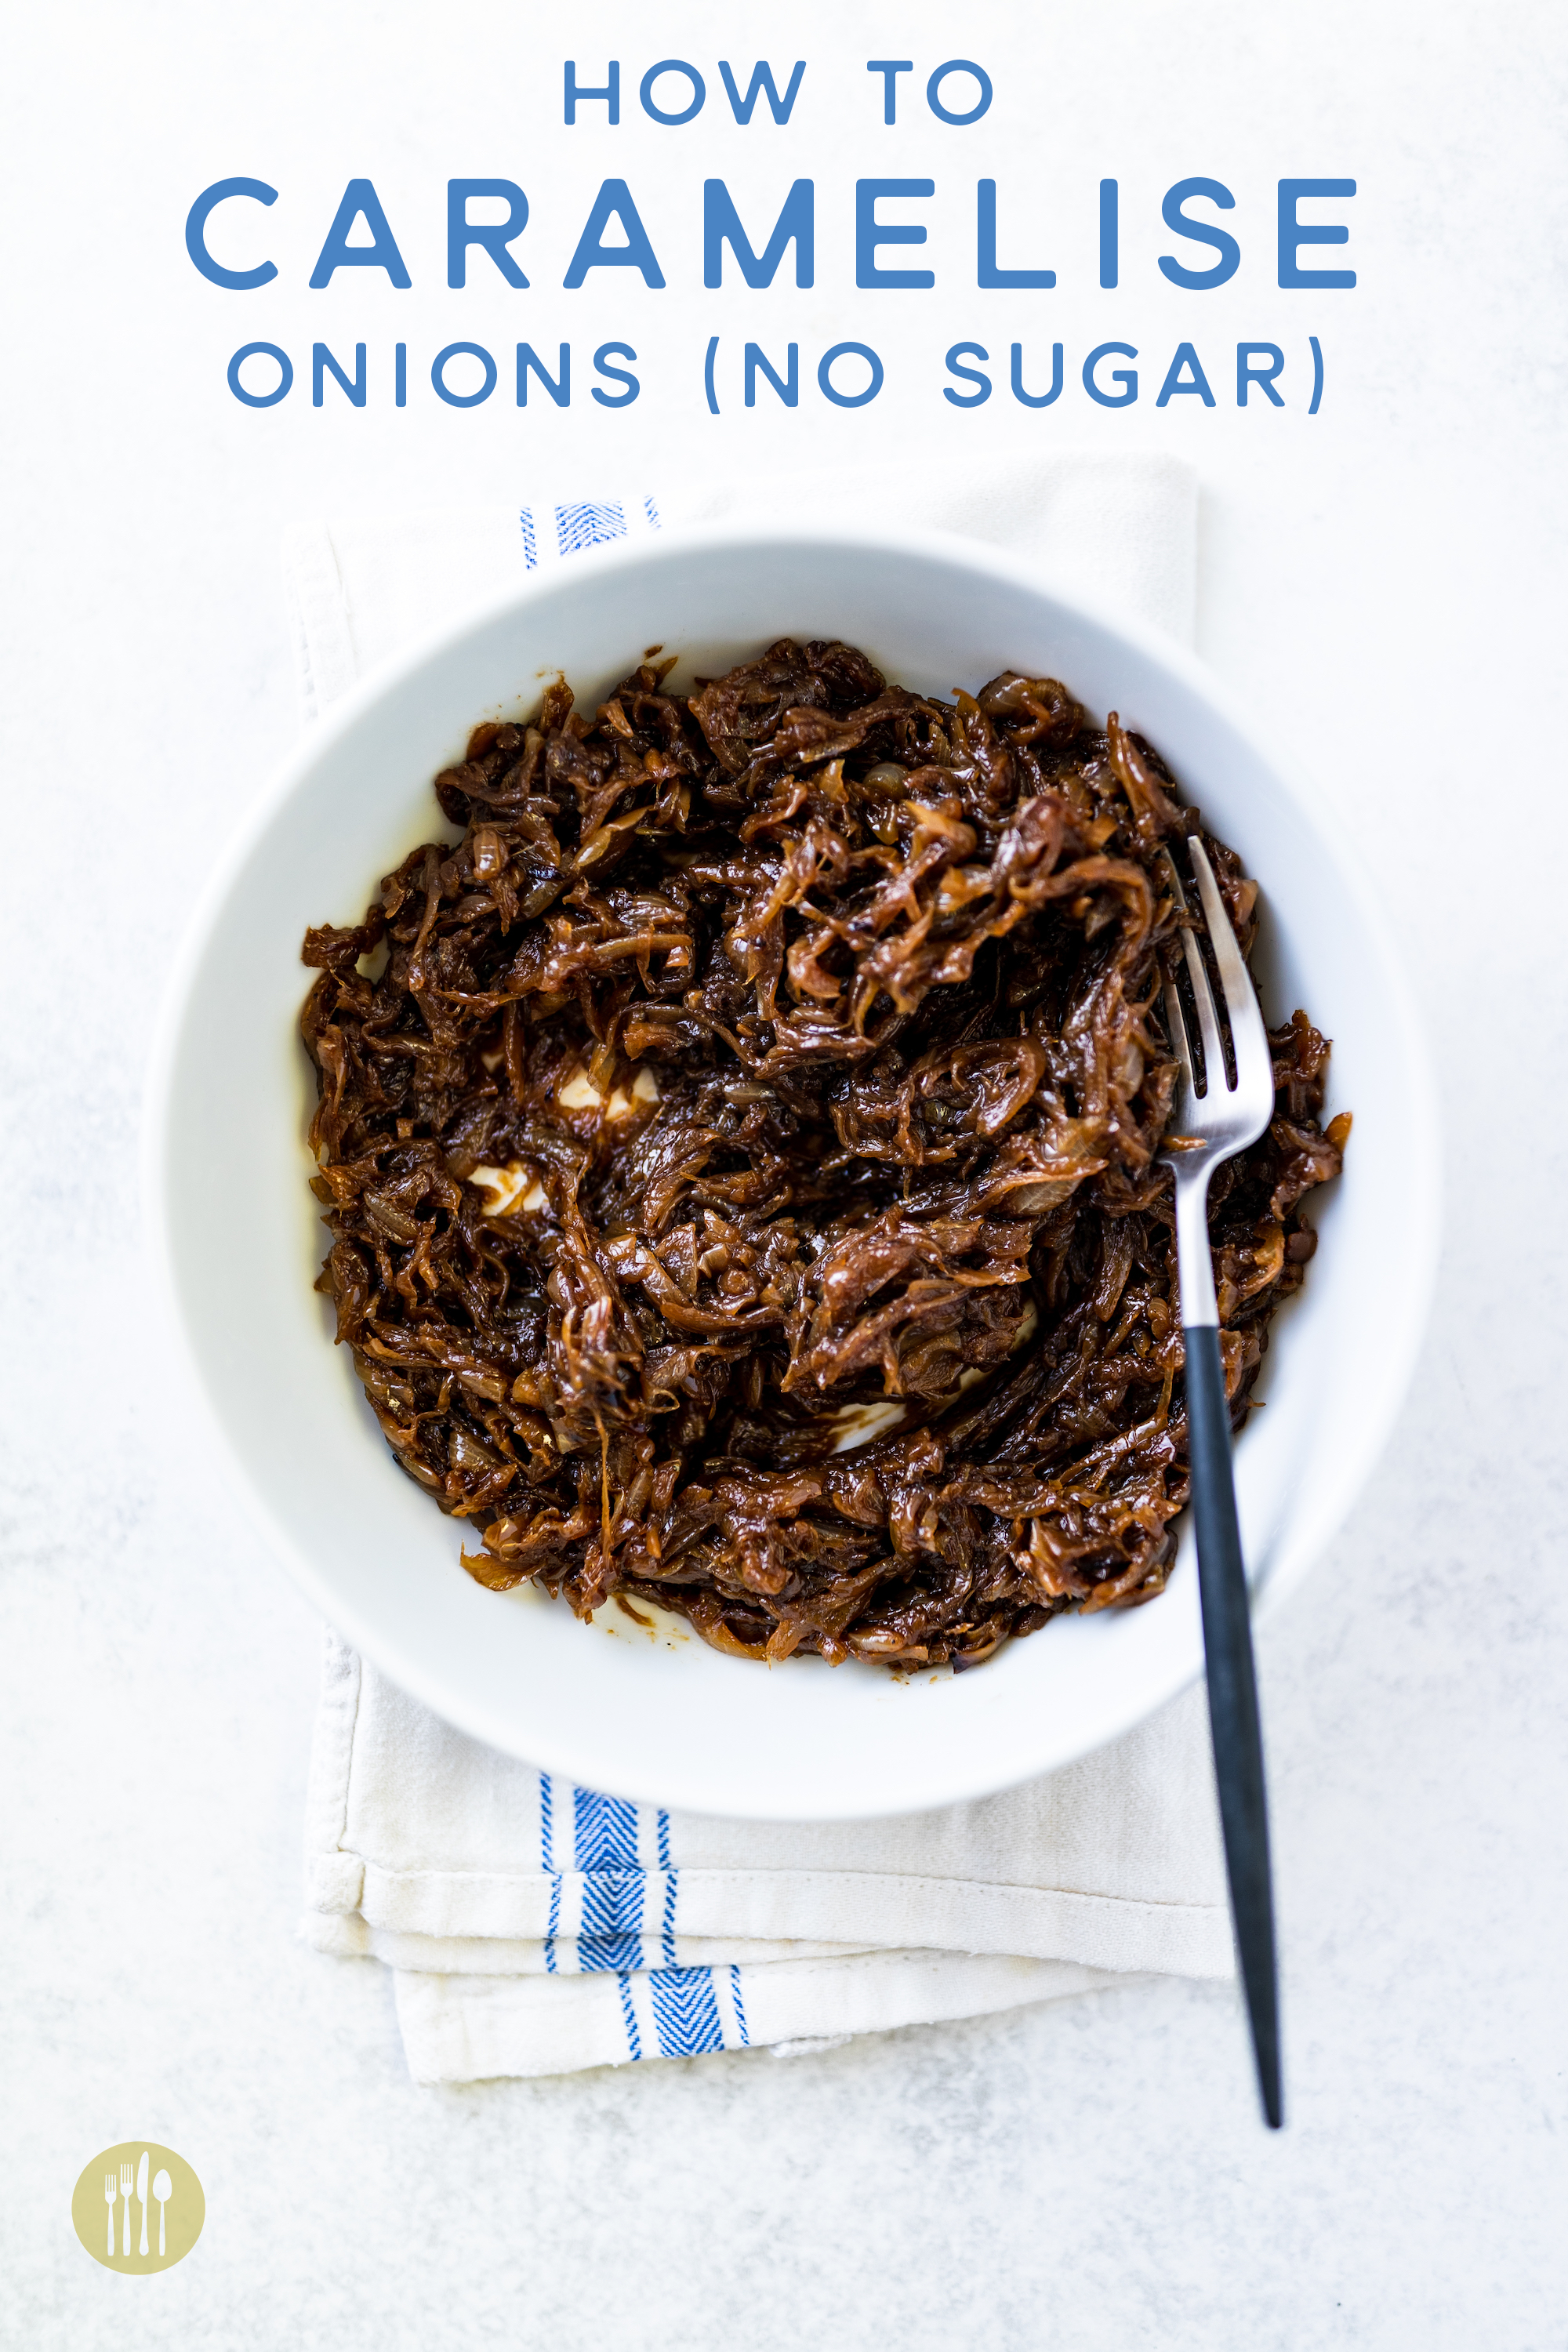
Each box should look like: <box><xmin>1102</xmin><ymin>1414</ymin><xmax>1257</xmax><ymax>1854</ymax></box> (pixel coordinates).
<box><xmin>290</xmin><ymin>452</ymin><xmax>1229</xmax><ymax>2084</ymax></box>
<box><xmin>307</xmin><ymin>1635</ymin><xmax>1228</xmax><ymax>2083</ymax></box>
<box><xmin>283</xmin><ymin>455</ymin><xmax>1195</xmax><ymax>721</ymax></box>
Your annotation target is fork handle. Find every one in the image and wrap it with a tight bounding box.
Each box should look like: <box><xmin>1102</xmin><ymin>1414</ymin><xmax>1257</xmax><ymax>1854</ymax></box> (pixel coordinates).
<box><xmin>1185</xmin><ymin>1322</ymin><xmax>1283</xmax><ymax>2129</ymax></box>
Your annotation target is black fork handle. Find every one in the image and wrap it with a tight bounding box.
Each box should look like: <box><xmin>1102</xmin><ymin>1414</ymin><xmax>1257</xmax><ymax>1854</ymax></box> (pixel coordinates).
<box><xmin>1184</xmin><ymin>1322</ymin><xmax>1283</xmax><ymax>2129</ymax></box>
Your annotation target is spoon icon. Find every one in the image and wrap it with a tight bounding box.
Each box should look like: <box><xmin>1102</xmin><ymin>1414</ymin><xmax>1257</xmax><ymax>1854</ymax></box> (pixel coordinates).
<box><xmin>151</xmin><ymin>2169</ymin><xmax>172</xmax><ymax>2258</ymax></box>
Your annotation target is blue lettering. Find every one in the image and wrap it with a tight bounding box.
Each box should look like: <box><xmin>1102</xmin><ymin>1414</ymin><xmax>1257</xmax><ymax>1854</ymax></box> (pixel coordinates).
<box><xmin>718</xmin><ymin>61</ymin><xmax>806</xmax><ymax>124</ymax></box>
<box><xmin>563</xmin><ymin>181</ymin><xmax>666</xmax><ymax>289</ymax></box>
<box><xmin>704</xmin><ymin>180</ymin><xmax>814</xmax><ymax>288</ymax></box>
<box><xmin>313</xmin><ymin>342</ymin><xmax>366</xmax><ymax>406</ymax></box>
<box><xmin>186</xmin><ymin>179</ymin><xmax>278</xmax><ymax>290</ymax></box>
<box><xmin>1237</xmin><ymin>343</ymin><xmax>1285</xmax><ymax>405</ymax></box>
<box><xmin>927</xmin><ymin>61</ymin><xmax>992</xmax><ymax>125</ymax></box>
<box><xmin>1158</xmin><ymin>180</ymin><xmax>1240</xmax><ymax>290</ymax></box>
<box><xmin>517</xmin><ymin>343</ymin><xmax>569</xmax><ymax>405</ymax></box>
<box><xmin>1099</xmin><ymin>180</ymin><xmax>1118</xmax><ymax>289</ymax></box>
<box><xmin>866</xmin><ymin>60</ymin><xmax>913</xmax><ymax>123</ymax></box>
<box><xmin>1083</xmin><ymin>343</ymin><xmax>1138</xmax><ymax>407</ymax></box>
<box><xmin>746</xmin><ymin>343</ymin><xmax>799</xmax><ymax>407</ymax></box>
<box><xmin>227</xmin><ymin>342</ymin><xmax>292</xmax><ymax>405</ymax></box>
<box><xmin>308</xmin><ymin>180</ymin><xmax>411</xmax><ymax>290</ymax></box>
<box><xmin>818</xmin><ymin>343</ymin><xmax>884</xmax><ymax>407</ymax></box>
<box><xmin>855</xmin><ymin>180</ymin><xmax>935</xmax><ymax>289</ymax></box>
<box><xmin>448</xmin><ymin>180</ymin><xmax>529</xmax><ymax>289</ymax></box>
<box><xmin>1278</xmin><ymin>180</ymin><xmax>1356</xmax><ymax>289</ymax></box>
<box><xmin>564</xmin><ymin>62</ymin><xmax>619</xmax><ymax>123</ymax></box>
<box><xmin>1156</xmin><ymin>343</ymin><xmax>1216</xmax><ymax>405</ymax></box>
<box><xmin>943</xmin><ymin>342</ymin><xmax>991</xmax><ymax>407</ymax></box>
<box><xmin>431</xmin><ymin>343</ymin><xmax>498</xmax><ymax>407</ymax></box>
<box><xmin>977</xmin><ymin>182</ymin><xmax>1054</xmax><ymax>289</ymax></box>
<box><xmin>592</xmin><ymin>343</ymin><xmax>640</xmax><ymax>406</ymax></box>
<box><xmin>1011</xmin><ymin>343</ymin><xmax>1063</xmax><ymax>407</ymax></box>
<box><xmin>639</xmin><ymin>60</ymin><xmax>705</xmax><ymax>125</ymax></box>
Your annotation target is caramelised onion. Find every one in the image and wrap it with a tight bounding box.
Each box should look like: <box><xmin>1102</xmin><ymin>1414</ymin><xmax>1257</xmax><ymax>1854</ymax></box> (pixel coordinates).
<box><xmin>299</xmin><ymin>640</ymin><xmax>1342</xmax><ymax>1671</ymax></box>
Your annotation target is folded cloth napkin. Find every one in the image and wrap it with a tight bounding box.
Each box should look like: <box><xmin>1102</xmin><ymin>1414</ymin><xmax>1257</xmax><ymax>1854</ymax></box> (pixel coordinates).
<box><xmin>283</xmin><ymin>454</ymin><xmax>1196</xmax><ymax>721</ymax></box>
<box><xmin>289</xmin><ymin>452</ymin><xmax>1231</xmax><ymax>2085</ymax></box>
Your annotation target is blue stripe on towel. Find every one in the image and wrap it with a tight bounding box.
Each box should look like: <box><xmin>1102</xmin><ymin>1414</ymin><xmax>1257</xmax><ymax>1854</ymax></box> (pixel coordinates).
<box><xmin>556</xmin><ymin>500</ymin><xmax>626</xmax><ymax>557</ymax></box>
<box><xmin>574</xmin><ymin>1788</ymin><xmax>641</xmax><ymax>1871</ymax></box>
<box><xmin>540</xmin><ymin>1774</ymin><xmax>561</xmax><ymax>1973</ymax></box>
<box><xmin>520</xmin><ymin>506</ymin><xmax>539</xmax><ymax>569</ymax></box>
<box><xmin>578</xmin><ymin>1874</ymin><xmax>645</xmax><ymax>1972</ymax></box>
<box><xmin>650</xmin><ymin>1967</ymin><xmax>725</xmax><ymax>2058</ymax></box>
<box><xmin>655</xmin><ymin>1809</ymin><xmax>677</xmax><ymax>1965</ymax></box>
<box><xmin>730</xmin><ymin>1965</ymin><xmax>750</xmax><ymax>2046</ymax></box>
<box><xmin>575</xmin><ymin>1789</ymin><xmax>644</xmax><ymax>1970</ymax></box>
<box><xmin>618</xmin><ymin>1974</ymin><xmax>644</xmax><ymax>2060</ymax></box>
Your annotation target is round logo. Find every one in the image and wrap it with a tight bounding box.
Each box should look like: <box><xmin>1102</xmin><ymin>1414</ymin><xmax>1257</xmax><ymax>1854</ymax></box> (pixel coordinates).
<box><xmin>71</xmin><ymin>2143</ymin><xmax>204</xmax><ymax>2274</ymax></box>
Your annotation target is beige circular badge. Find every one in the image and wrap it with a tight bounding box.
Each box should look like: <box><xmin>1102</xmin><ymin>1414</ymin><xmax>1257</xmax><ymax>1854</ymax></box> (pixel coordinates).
<box><xmin>71</xmin><ymin>2143</ymin><xmax>204</xmax><ymax>2274</ymax></box>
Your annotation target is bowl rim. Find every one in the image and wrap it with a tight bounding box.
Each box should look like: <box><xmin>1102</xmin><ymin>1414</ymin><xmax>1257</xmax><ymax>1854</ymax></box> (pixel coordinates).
<box><xmin>143</xmin><ymin>516</ymin><xmax>1443</xmax><ymax>1817</ymax></box>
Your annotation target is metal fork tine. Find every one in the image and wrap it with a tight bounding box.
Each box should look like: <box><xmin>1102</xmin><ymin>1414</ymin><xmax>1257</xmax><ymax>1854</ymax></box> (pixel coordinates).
<box><xmin>1163</xmin><ymin>967</ymin><xmax>1195</xmax><ymax>1099</ymax></box>
<box><xmin>1163</xmin><ymin>847</ymin><xmax>1229</xmax><ymax>1094</ymax></box>
<box><xmin>1188</xmin><ymin>838</ymin><xmax>1271</xmax><ymax>1092</ymax></box>
<box><xmin>1181</xmin><ymin>924</ymin><xmax>1228</xmax><ymax>1095</ymax></box>
<box><xmin>1157</xmin><ymin>866</ymin><xmax>1193</xmax><ymax>1088</ymax></box>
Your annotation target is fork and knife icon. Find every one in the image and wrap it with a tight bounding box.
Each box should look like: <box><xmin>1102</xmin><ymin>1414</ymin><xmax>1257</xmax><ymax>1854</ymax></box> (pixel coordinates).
<box><xmin>103</xmin><ymin>2152</ymin><xmax>170</xmax><ymax>2258</ymax></box>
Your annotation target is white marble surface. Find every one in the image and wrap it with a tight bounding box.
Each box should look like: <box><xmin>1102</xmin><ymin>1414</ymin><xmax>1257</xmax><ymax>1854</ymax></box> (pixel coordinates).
<box><xmin>4</xmin><ymin>1</ymin><xmax>1566</xmax><ymax>2342</ymax></box>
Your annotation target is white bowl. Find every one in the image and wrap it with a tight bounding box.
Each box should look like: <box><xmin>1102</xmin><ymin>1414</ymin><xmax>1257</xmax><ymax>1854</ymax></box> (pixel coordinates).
<box><xmin>146</xmin><ymin>524</ymin><xmax>1438</xmax><ymax>1821</ymax></box>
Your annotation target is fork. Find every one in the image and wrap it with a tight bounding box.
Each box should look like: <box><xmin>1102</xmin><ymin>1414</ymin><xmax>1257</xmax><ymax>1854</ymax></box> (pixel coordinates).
<box><xmin>1160</xmin><ymin>835</ymin><xmax>1283</xmax><ymax>2130</ymax></box>
<box><xmin>103</xmin><ymin>2173</ymin><xmax>117</xmax><ymax>2258</ymax></box>
<box><xmin>120</xmin><ymin>2161</ymin><xmax>133</xmax><ymax>2256</ymax></box>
